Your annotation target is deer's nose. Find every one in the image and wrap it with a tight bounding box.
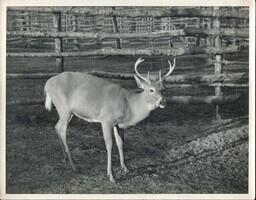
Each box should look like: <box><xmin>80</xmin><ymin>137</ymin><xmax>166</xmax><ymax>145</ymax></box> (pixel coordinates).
<box><xmin>159</xmin><ymin>98</ymin><xmax>166</xmax><ymax>108</ymax></box>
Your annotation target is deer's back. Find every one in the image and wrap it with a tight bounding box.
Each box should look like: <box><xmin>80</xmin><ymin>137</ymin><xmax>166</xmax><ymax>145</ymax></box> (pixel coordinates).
<box><xmin>45</xmin><ymin>72</ymin><xmax>129</xmax><ymax>123</ymax></box>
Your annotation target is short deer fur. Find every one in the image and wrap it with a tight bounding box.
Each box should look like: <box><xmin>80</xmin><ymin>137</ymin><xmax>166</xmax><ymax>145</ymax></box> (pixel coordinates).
<box><xmin>44</xmin><ymin>57</ymin><xmax>176</xmax><ymax>182</ymax></box>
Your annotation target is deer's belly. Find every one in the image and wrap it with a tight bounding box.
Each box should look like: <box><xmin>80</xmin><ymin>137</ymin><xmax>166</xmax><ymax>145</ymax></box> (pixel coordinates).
<box><xmin>117</xmin><ymin>122</ymin><xmax>135</xmax><ymax>129</ymax></box>
<box><xmin>73</xmin><ymin>112</ymin><xmax>100</xmax><ymax>123</ymax></box>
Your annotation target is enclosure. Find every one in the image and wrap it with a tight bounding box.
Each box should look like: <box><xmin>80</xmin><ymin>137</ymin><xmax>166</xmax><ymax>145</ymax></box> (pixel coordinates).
<box><xmin>5</xmin><ymin>6</ymin><xmax>249</xmax><ymax>194</ymax></box>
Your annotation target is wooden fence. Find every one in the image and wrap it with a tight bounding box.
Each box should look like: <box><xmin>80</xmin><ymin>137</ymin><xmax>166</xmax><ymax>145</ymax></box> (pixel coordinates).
<box><xmin>6</xmin><ymin>7</ymin><xmax>249</xmax><ymax>119</ymax></box>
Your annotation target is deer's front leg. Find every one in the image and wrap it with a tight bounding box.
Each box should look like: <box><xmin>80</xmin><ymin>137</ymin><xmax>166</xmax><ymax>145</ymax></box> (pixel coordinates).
<box><xmin>102</xmin><ymin>122</ymin><xmax>115</xmax><ymax>183</ymax></box>
<box><xmin>114</xmin><ymin>126</ymin><xmax>128</xmax><ymax>172</ymax></box>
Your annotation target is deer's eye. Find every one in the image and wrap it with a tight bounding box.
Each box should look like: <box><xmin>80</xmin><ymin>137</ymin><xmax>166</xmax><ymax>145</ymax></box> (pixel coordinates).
<box><xmin>149</xmin><ymin>88</ymin><xmax>155</xmax><ymax>94</ymax></box>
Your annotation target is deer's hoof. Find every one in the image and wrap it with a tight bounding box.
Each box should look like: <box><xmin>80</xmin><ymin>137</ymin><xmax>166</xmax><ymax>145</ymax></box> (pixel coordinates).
<box><xmin>70</xmin><ymin>163</ymin><xmax>77</xmax><ymax>172</ymax></box>
<box><xmin>62</xmin><ymin>158</ymin><xmax>67</xmax><ymax>164</ymax></box>
<box><xmin>121</xmin><ymin>164</ymin><xmax>129</xmax><ymax>173</ymax></box>
<box><xmin>110</xmin><ymin>177</ymin><xmax>116</xmax><ymax>184</ymax></box>
<box><xmin>108</xmin><ymin>173</ymin><xmax>116</xmax><ymax>183</ymax></box>
<box><xmin>123</xmin><ymin>166</ymin><xmax>129</xmax><ymax>173</ymax></box>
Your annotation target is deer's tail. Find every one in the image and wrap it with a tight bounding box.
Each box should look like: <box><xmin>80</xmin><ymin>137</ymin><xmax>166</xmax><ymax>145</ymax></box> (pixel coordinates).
<box><xmin>44</xmin><ymin>86</ymin><xmax>52</xmax><ymax>111</ymax></box>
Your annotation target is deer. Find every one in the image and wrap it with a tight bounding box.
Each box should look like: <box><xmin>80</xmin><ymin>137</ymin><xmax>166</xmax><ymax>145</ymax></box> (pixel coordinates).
<box><xmin>44</xmin><ymin>57</ymin><xmax>176</xmax><ymax>183</ymax></box>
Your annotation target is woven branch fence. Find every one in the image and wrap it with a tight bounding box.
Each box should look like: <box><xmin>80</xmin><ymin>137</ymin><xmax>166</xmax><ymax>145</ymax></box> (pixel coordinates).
<box><xmin>6</xmin><ymin>6</ymin><xmax>249</xmax><ymax>119</ymax></box>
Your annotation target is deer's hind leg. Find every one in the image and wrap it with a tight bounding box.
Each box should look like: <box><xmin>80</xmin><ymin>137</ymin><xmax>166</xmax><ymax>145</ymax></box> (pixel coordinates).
<box><xmin>55</xmin><ymin>121</ymin><xmax>68</xmax><ymax>163</ymax></box>
<box><xmin>55</xmin><ymin>113</ymin><xmax>74</xmax><ymax>163</ymax></box>
<box><xmin>55</xmin><ymin>112</ymin><xmax>76</xmax><ymax>171</ymax></box>
<box><xmin>53</xmin><ymin>98</ymin><xmax>76</xmax><ymax>171</ymax></box>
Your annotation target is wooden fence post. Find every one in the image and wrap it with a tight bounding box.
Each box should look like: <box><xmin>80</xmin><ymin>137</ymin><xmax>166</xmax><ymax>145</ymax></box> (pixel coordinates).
<box><xmin>206</xmin><ymin>7</ymin><xmax>215</xmax><ymax>48</ymax></box>
<box><xmin>112</xmin><ymin>7</ymin><xmax>121</xmax><ymax>49</ymax></box>
<box><xmin>71</xmin><ymin>14</ymin><xmax>79</xmax><ymax>50</ymax></box>
<box><xmin>195</xmin><ymin>18</ymin><xmax>201</xmax><ymax>46</ymax></box>
<box><xmin>213</xmin><ymin>7</ymin><xmax>223</xmax><ymax>120</ymax></box>
<box><xmin>53</xmin><ymin>12</ymin><xmax>64</xmax><ymax>72</ymax></box>
<box><xmin>21</xmin><ymin>11</ymin><xmax>32</xmax><ymax>48</ymax></box>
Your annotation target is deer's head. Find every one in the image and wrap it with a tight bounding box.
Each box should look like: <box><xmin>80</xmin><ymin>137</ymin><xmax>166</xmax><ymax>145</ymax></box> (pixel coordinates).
<box><xmin>133</xmin><ymin>57</ymin><xmax>176</xmax><ymax>110</ymax></box>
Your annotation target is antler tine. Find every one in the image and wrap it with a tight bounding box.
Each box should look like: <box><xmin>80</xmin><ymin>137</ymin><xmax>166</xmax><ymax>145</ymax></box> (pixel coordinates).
<box><xmin>134</xmin><ymin>57</ymin><xmax>148</xmax><ymax>82</ymax></box>
<box><xmin>163</xmin><ymin>57</ymin><xmax>176</xmax><ymax>79</ymax></box>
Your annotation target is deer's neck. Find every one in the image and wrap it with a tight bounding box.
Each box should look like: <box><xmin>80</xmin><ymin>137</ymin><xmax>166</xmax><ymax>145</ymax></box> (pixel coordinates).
<box><xmin>118</xmin><ymin>91</ymin><xmax>151</xmax><ymax>128</ymax></box>
<box><xmin>131</xmin><ymin>91</ymin><xmax>152</xmax><ymax>112</ymax></box>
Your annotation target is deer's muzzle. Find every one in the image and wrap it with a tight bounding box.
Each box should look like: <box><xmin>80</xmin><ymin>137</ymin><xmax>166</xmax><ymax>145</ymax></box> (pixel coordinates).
<box><xmin>159</xmin><ymin>98</ymin><xmax>166</xmax><ymax>108</ymax></box>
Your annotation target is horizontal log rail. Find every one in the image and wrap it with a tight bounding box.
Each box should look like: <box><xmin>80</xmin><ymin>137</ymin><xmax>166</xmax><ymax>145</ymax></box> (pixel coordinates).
<box><xmin>6</xmin><ymin>73</ymin><xmax>58</xmax><ymax>79</ymax></box>
<box><xmin>7</xmin><ymin>7</ymin><xmax>249</xmax><ymax>19</ymax></box>
<box><xmin>164</xmin><ymin>72</ymin><xmax>248</xmax><ymax>84</ymax></box>
<box><xmin>165</xmin><ymin>83</ymin><xmax>248</xmax><ymax>88</ymax></box>
<box><xmin>6</xmin><ymin>46</ymin><xmax>239</xmax><ymax>57</ymax></box>
<box><xmin>7</xmin><ymin>28</ymin><xmax>249</xmax><ymax>39</ymax></box>
<box><xmin>167</xmin><ymin>94</ymin><xmax>241</xmax><ymax>104</ymax></box>
<box><xmin>209</xmin><ymin>59</ymin><xmax>249</xmax><ymax>65</ymax></box>
<box><xmin>91</xmin><ymin>71</ymin><xmax>246</xmax><ymax>84</ymax></box>
<box><xmin>184</xmin><ymin>28</ymin><xmax>248</xmax><ymax>38</ymax></box>
<box><xmin>6</xmin><ymin>72</ymin><xmax>248</xmax><ymax>84</ymax></box>
<box><xmin>92</xmin><ymin>71</ymin><xmax>248</xmax><ymax>84</ymax></box>
<box><xmin>7</xmin><ymin>99</ymin><xmax>44</xmax><ymax>106</ymax></box>
<box><xmin>6</xmin><ymin>30</ymin><xmax>186</xmax><ymax>39</ymax></box>
<box><xmin>6</xmin><ymin>94</ymin><xmax>242</xmax><ymax>106</ymax></box>
<box><xmin>222</xmin><ymin>60</ymin><xmax>249</xmax><ymax>65</ymax></box>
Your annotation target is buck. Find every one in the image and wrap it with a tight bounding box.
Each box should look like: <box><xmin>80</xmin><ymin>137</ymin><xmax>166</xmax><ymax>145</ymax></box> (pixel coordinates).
<box><xmin>44</xmin><ymin>57</ymin><xmax>176</xmax><ymax>183</ymax></box>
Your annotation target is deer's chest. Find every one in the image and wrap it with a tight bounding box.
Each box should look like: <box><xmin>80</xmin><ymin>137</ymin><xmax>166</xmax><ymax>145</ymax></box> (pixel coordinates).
<box><xmin>117</xmin><ymin>107</ymin><xmax>150</xmax><ymax>129</ymax></box>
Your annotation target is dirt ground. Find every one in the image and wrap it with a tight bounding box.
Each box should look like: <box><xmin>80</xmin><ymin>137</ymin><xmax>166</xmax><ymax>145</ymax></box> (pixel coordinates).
<box><xmin>6</xmin><ymin>103</ymin><xmax>248</xmax><ymax>194</ymax></box>
<box><xmin>6</xmin><ymin>54</ymin><xmax>249</xmax><ymax>194</ymax></box>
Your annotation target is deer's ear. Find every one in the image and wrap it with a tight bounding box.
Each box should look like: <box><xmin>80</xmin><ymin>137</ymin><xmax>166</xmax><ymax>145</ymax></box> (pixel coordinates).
<box><xmin>134</xmin><ymin>75</ymin><xmax>144</xmax><ymax>89</ymax></box>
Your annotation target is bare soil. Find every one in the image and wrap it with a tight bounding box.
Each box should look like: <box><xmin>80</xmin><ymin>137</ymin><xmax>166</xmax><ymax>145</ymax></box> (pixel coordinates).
<box><xmin>6</xmin><ymin>104</ymin><xmax>248</xmax><ymax>193</ymax></box>
<box><xmin>6</xmin><ymin>55</ymin><xmax>249</xmax><ymax>193</ymax></box>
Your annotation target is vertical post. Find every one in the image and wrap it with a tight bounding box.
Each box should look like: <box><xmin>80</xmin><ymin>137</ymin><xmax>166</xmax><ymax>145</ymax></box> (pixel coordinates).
<box><xmin>53</xmin><ymin>12</ymin><xmax>64</xmax><ymax>73</ymax></box>
<box><xmin>26</xmin><ymin>11</ymin><xmax>32</xmax><ymax>48</ymax></box>
<box><xmin>213</xmin><ymin>7</ymin><xmax>222</xmax><ymax>120</ymax></box>
<box><xmin>21</xmin><ymin>11</ymin><xmax>29</xmax><ymax>31</ymax></box>
<box><xmin>195</xmin><ymin>18</ymin><xmax>201</xmax><ymax>46</ymax></box>
<box><xmin>169</xmin><ymin>38</ymin><xmax>173</xmax><ymax>48</ymax></box>
<box><xmin>71</xmin><ymin>14</ymin><xmax>79</xmax><ymax>50</ymax></box>
<box><xmin>207</xmin><ymin>15</ymin><xmax>214</xmax><ymax>47</ymax></box>
<box><xmin>27</xmin><ymin>11</ymin><xmax>31</xmax><ymax>31</ymax></box>
<box><xmin>154</xmin><ymin>17</ymin><xmax>161</xmax><ymax>31</ymax></box>
<box><xmin>206</xmin><ymin>19</ymin><xmax>211</xmax><ymax>46</ymax></box>
<box><xmin>21</xmin><ymin>11</ymin><xmax>27</xmax><ymax>47</ymax></box>
<box><xmin>112</xmin><ymin>7</ymin><xmax>121</xmax><ymax>49</ymax></box>
<box><xmin>184</xmin><ymin>21</ymin><xmax>189</xmax><ymax>46</ymax></box>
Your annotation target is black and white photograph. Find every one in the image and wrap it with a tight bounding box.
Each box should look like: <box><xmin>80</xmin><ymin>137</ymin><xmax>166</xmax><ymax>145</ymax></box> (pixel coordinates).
<box><xmin>0</xmin><ymin>1</ymin><xmax>255</xmax><ymax>199</ymax></box>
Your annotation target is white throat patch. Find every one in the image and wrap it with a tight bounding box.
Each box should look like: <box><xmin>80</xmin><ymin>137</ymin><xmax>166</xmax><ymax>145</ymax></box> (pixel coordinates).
<box><xmin>159</xmin><ymin>104</ymin><xmax>165</xmax><ymax>108</ymax></box>
<box><xmin>148</xmin><ymin>104</ymin><xmax>158</xmax><ymax>110</ymax></box>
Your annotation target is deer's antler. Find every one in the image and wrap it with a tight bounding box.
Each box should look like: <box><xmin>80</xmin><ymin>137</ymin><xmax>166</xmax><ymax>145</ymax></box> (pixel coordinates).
<box><xmin>134</xmin><ymin>58</ymin><xmax>150</xmax><ymax>83</ymax></box>
<box><xmin>162</xmin><ymin>57</ymin><xmax>176</xmax><ymax>80</ymax></box>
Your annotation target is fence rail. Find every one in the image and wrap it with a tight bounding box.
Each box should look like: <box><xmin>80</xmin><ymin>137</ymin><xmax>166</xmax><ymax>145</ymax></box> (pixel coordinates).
<box><xmin>6</xmin><ymin>72</ymin><xmax>248</xmax><ymax>83</ymax></box>
<box><xmin>7</xmin><ymin>28</ymin><xmax>249</xmax><ymax>39</ymax></box>
<box><xmin>8</xmin><ymin>7</ymin><xmax>249</xmax><ymax>19</ymax></box>
<box><xmin>6</xmin><ymin>46</ymin><xmax>239</xmax><ymax>57</ymax></box>
<box><xmin>6</xmin><ymin>94</ymin><xmax>242</xmax><ymax>106</ymax></box>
